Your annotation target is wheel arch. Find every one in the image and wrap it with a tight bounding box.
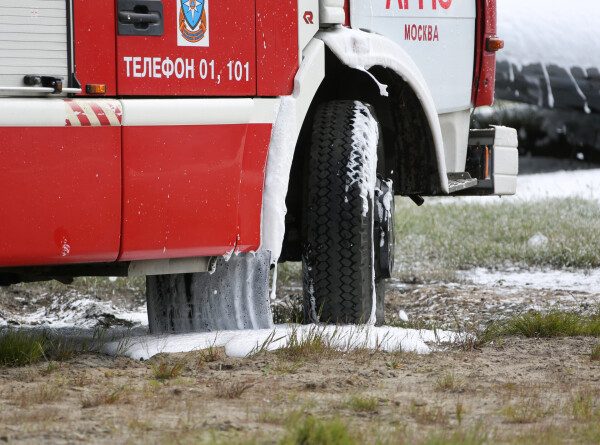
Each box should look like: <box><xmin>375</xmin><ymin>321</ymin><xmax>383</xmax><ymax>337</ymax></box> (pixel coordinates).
<box><xmin>278</xmin><ymin>30</ymin><xmax>450</xmax><ymax>262</ymax></box>
<box><xmin>266</xmin><ymin>29</ymin><xmax>450</xmax><ymax>263</ymax></box>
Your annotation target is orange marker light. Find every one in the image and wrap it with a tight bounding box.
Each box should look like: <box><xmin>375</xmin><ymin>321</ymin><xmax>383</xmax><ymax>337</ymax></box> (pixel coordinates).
<box><xmin>86</xmin><ymin>84</ymin><xmax>107</xmax><ymax>95</ymax></box>
<box><xmin>486</xmin><ymin>37</ymin><xmax>504</xmax><ymax>52</ymax></box>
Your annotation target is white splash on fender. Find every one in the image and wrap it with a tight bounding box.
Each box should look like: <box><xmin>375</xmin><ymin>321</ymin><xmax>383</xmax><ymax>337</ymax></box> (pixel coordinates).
<box><xmin>260</xmin><ymin>97</ymin><xmax>297</xmax><ymax>265</ymax></box>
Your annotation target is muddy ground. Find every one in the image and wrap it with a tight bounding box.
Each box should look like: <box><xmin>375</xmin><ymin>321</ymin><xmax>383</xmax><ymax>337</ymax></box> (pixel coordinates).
<box><xmin>1</xmin><ymin>279</ymin><xmax>600</xmax><ymax>444</ymax></box>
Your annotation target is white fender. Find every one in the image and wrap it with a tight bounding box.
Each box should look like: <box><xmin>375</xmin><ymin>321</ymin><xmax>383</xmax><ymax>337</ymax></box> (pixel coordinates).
<box><xmin>261</xmin><ymin>28</ymin><xmax>450</xmax><ymax>265</ymax></box>
<box><xmin>261</xmin><ymin>39</ymin><xmax>326</xmax><ymax>264</ymax></box>
<box><xmin>317</xmin><ymin>26</ymin><xmax>449</xmax><ymax>194</ymax></box>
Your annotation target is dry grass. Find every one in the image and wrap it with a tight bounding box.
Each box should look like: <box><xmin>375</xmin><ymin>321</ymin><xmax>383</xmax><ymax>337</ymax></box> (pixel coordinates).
<box><xmin>81</xmin><ymin>385</ymin><xmax>128</xmax><ymax>408</ymax></box>
<box><xmin>436</xmin><ymin>370</ymin><xmax>465</xmax><ymax>393</ymax></box>
<box><xmin>15</xmin><ymin>383</ymin><xmax>64</xmax><ymax>407</ymax></box>
<box><xmin>409</xmin><ymin>401</ymin><xmax>449</xmax><ymax>425</ymax></box>
<box><xmin>214</xmin><ymin>381</ymin><xmax>254</xmax><ymax>399</ymax></box>
<box><xmin>499</xmin><ymin>395</ymin><xmax>552</xmax><ymax>424</ymax></box>
<box><xmin>150</xmin><ymin>357</ymin><xmax>184</xmax><ymax>381</ymax></box>
<box><xmin>346</xmin><ymin>394</ymin><xmax>380</xmax><ymax>413</ymax></box>
<box><xmin>570</xmin><ymin>389</ymin><xmax>600</xmax><ymax>421</ymax></box>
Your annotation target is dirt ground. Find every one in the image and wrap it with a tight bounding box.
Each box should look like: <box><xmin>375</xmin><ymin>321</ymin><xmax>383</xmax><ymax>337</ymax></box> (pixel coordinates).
<box><xmin>1</xmin><ymin>280</ymin><xmax>600</xmax><ymax>444</ymax></box>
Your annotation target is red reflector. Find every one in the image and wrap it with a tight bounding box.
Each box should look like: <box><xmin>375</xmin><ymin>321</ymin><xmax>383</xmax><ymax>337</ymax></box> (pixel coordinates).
<box><xmin>86</xmin><ymin>84</ymin><xmax>107</xmax><ymax>95</ymax></box>
<box><xmin>486</xmin><ymin>37</ymin><xmax>504</xmax><ymax>52</ymax></box>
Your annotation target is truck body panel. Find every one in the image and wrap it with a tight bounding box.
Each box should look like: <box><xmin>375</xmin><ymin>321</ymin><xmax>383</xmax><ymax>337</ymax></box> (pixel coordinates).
<box><xmin>0</xmin><ymin>0</ymin><xmax>515</xmax><ymax>276</ymax></box>
<box><xmin>350</xmin><ymin>0</ymin><xmax>476</xmax><ymax>114</ymax></box>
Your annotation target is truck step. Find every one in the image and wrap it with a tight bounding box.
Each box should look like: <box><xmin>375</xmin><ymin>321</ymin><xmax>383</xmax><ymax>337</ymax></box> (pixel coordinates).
<box><xmin>447</xmin><ymin>173</ymin><xmax>478</xmax><ymax>194</ymax></box>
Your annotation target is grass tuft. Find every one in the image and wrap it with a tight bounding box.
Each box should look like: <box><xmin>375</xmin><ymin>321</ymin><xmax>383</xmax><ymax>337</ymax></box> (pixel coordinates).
<box><xmin>150</xmin><ymin>357</ymin><xmax>184</xmax><ymax>381</ymax></box>
<box><xmin>592</xmin><ymin>344</ymin><xmax>600</xmax><ymax>361</ymax></box>
<box><xmin>280</xmin><ymin>415</ymin><xmax>356</xmax><ymax>445</ymax></box>
<box><xmin>346</xmin><ymin>395</ymin><xmax>380</xmax><ymax>413</ymax></box>
<box><xmin>503</xmin><ymin>310</ymin><xmax>600</xmax><ymax>338</ymax></box>
<box><xmin>81</xmin><ymin>385</ymin><xmax>128</xmax><ymax>408</ymax></box>
<box><xmin>215</xmin><ymin>381</ymin><xmax>254</xmax><ymax>399</ymax></box>
<box><xmin>0</xmin><ymin>329</ymin><xmax>49</xmax><ymax>367</ymax></box>
<box><xmin>436</xmin><ymin>370</ymin><xmax>465</xmax><ymax>393</ymax></box>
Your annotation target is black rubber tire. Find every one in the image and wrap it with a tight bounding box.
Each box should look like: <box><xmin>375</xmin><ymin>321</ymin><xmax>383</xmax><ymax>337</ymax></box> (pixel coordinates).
<box><xmin>302</xmin><ymin>100</ymin><xmax>386</xmax><ymax>325</ymax></box>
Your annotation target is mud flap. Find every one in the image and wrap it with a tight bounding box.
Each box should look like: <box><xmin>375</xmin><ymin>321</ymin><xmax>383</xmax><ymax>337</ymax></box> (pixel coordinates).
<box><xmin>146</xmin><ymin>251</ymin><xmax>274</xmax><ymax>333</ymax></box>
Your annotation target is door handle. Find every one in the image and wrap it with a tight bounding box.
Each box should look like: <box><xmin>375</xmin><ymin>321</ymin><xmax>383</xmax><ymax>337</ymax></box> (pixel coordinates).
<box><xmin>118</xmin><ymin>11</ymin><xmax>161</xmax><ymax>25</ymax></box>
<box><xmin>117</xmin><ymin>0</ymin><xmax>164</xmax><ymax>36</ymax></box>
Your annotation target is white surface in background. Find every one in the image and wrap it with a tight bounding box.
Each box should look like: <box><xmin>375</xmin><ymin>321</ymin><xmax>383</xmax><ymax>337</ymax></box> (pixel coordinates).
<box><xmin>102</xmin><ymin>324</ymin><xmax>457</xmax><ymax>360</ymax></box>
<box><xmin>0</xmin><ymin>294</ymin><xmax>147</xmax><ymax>329</ymax></box>
<box><xmin>465</xmin><ymin>268</ymin><xmax>600</xmax><ymax>295</ymax></box>
<box><xmin>498</xmin><ymin>0</ymin><xmax>600</xmax><ymax>70</ymax></box>
<box><xmin>438</xmin><ymin>168</ymin><xmax>600</xmax><ymax>205</ymax></box>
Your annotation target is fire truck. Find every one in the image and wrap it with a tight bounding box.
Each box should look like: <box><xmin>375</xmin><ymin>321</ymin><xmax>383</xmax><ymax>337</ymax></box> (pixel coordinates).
<box><xmin>0</xmin><ymin>0</ymin><xmax>517</xmax><ymax>333</ymax></box>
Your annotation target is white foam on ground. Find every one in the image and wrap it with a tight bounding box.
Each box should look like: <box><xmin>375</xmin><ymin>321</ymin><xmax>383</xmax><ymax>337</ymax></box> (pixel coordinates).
<box><xmin>102</xmin><ymin>324</ymin><xmax>457</xmax><ymax>360</ymax></box>
<box><xmin>466</xmin><ymin>268</ymin><xmax>600</xmax><ymax>295</ymax></box>
<box><xmin>0</xmin><ymin>294</ymin><xmax>147</xmax><ymax>329</ymax></box>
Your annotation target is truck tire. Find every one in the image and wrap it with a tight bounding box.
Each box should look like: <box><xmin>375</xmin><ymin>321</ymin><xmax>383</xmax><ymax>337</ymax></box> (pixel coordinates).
<box><xmin>146</xmin><ymin>251</ymin><xmax>274</xmax><ymax>334</ymax></box>
<box><xmin>302</xmin><ymin>100</ymin><xmax>392</xmax><ymax>325</ymax></box>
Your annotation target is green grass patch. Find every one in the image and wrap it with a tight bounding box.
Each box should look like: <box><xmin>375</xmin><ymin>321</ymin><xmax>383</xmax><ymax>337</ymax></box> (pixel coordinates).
<box><xmin>502</xmin><ymin>309</ymin><xmax>600</xmax><ymax>338</ymax></box>
<box><xmin>0</xmin><ymin>329</ymin><xmax>49</xmax><ymax>367</ymax></box>
<box><xmin>280</xmin><ymin>415</ymin><xmax>356</xmax><ymax>445</ymax></box>
<box><xmin>346</xmin><ymin>395</ymin><xmax>380</xmax><ymax>413</ymax></box>
<box><xmin>395</xmin><ymin>197</ymin><xmax>600</xmax><ymax>275</ymax></box>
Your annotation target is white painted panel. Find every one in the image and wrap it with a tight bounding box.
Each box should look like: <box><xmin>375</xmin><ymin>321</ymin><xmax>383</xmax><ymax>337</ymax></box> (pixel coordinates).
<box><xmin>0</xmin><ymin>98</ymin><xmax>67</xmax><ymax>126</ymax></box>
<box><xmin>351</xmin><ymin>1</ymin><xmax>476</xmax><ymax>113</ymax></box>
<box><xmin>0</xmin><ymin>0</ymin><xmax>69</xmax><ymax>94</ymax></box>
<box><xmin>122</xmin><ymin>99</ymin><xmax>281</xmax><ymax>126</ymax></box>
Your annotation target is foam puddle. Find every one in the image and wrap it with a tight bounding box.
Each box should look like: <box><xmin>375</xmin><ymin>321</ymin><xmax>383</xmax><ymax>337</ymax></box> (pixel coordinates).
<box><xmin>102</xmin><ymin>324</ymin><xmax>458</xmax><ymax>360</ymax></box>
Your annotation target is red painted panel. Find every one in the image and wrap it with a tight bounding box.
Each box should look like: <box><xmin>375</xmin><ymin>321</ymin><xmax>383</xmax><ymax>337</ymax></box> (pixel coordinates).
<box><xmin>73</xmin><ymin>0</ymin><xmax>117</xmax><ymax>96</ymax></box>
<box><xmin>256</xmin><ymin>0</ymin><xmax>299</xmax><ymax>96</ymax></box>
<box><xmin>117</xmin><ymin>0</ymin><xmax>256</xmax><ymax>96</ymax></box>
<box><xmin>0</xmin><ymin>128</ymin><xmax>121</xmax><ymax>267</ymax></box>
<box><xmin>120</xmin><ymin>125</ymin><xmax>248</xmax><ymax>260</ymax></box>
<box><xmin>236</xmin><ymin>124</ymin><xmax>272</xmax><ymax>252</ymax></box>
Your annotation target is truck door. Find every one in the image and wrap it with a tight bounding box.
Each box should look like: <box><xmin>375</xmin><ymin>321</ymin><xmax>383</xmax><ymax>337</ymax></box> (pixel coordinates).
<box><xmin>115</xmin><ymin>0</ymin><xmax>256</xmax><ymax>96</ymax></box>
<box><xmin>114</xmin><ymin>0</ymin><xmax>262</xmax><ymax>261</ymax></box>
<box><xmin>0</xmin><ymin>1</ymin><xmax>121</xmax><ymax>268</ymax></box>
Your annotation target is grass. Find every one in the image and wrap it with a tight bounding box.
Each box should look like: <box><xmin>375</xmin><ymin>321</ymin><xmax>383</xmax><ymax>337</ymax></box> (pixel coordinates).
<box><xmin>501</xmin><ymin>309</ymin><xmax>600</xmax><ymax>338</ymax></box>
<box><xmin>346</xmin><ymin>395</ymin><xmax>380</xmax><ymax>413</ymax></box>
<box><xmin>499</xmin><ymin>396</ymin><xmax>550</xmax><ymax>424</ymax></box>
<box><xmin>409</xmin><ymin>401</ymin><xmax>449</xmax><ymax>425</ymax></box>
<box><xmin>0</xmin><ymin>329</ymin><xmax>49</xmax><ymax>367</ymax></box>
<box><xmin>436</xmin><ymin>370</ymin><xmax>465</xmax><ymax>393</ymax></box>
<box><xmin>81</xmin><ymin>385</ymin><xmax>128</xmax><ymax>408</ymax></box>
<box><xmin>280</xmin><ymin>415</ymin><xmax>356</xmax><ymax>445</ymax></box>
<box><xmin>570</xmin><ymin>390</ymin><xmax>599</xmax><ymax>421</ymax></box>
<box><xmin>592</xmin><ymin>344</ymin><xmax>600</xmax><ymax>361</ymax></box>
<box><xmin>215</xmin><ymin>381</ymin><xmax>254</xmax><ymax>399</ymax></box>
<box><xmin>395</xmin><ymin>197</ymin><xmax>600</xmax><ymax>275</ymax></box>
<box><xmin>16</xmin><ymin>383</ymin><xmax>64</xmax><ymax>407</ymax></box>
<box><xmin>150</xmin><ymin>357</ymin><xmax>184</xmax><ymax>381</ymax></box>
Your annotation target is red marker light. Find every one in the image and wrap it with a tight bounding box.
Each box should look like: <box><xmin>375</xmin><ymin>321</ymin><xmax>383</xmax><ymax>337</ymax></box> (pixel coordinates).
<box><xmin>86</xmin><ymin>84</ymin><xmax>107</xmax><ymax>95</ymax></box>
<box><xmin>486</xmin><ymin>37</ymin><xmax>504</xmax><ymax>52</ymax></box>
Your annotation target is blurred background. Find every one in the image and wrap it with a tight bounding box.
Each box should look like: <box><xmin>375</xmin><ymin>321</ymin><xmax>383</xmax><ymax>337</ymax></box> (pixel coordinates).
<box><xmin>473</xmin><ymin>0</ymin><xmax>600</xmax><ymax>165</ymax></box>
